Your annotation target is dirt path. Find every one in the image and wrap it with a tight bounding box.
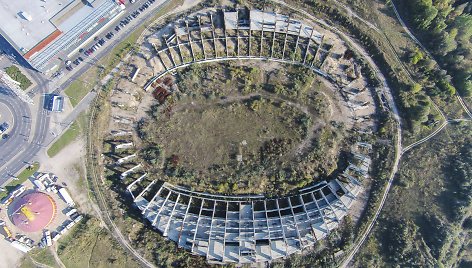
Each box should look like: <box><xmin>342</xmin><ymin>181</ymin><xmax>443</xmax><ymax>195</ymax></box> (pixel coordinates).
<box><xmin>50</xmin><ymin>246</ymin><xmax>66</xmax><ymax>268</ymax></box>
<box><xmin>29</xmin><ymin>258</ymin><xmax>55</xmax><ymax>268</ymax></box>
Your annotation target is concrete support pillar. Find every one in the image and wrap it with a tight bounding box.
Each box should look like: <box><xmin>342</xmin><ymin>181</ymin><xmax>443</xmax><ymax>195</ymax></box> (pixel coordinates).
<box><xmin>164</xmin><ymin>38</ymin><xmax>176</xmax><ymax>67</ymax></box>
<box><xmin>198</xmin><ymin>16</ymin><xmax>207</xmax><ymax>59</ymax></box>
<box><xmin>270</xmin><ymin>21</ymin><xmax>277</xmax><ymax>58</ymax></box>
<box><xmin>281</xmin><ymin>16</ymin><xmax>291</xmax><ymax>59</ymax></box>
<box><xmin>292</xmin><ymin>25</ymin><xmax>303</xmax><ymax>62</ymax></box>
<box><xmin>205</xmin><ymin>201</ymin><xmax>217</xmax><ymax>261</ymax></box>
<box><xmin>152</xmin><ymin>190</ymin><xmax>171</xmax><ymax>226</ymax></box>
<box><xmin>222</xmin><ymin>12</ymin><xmax>229</xmax><ymax>57</ymax></box>
<box><xmin>259</xmin><ymin>15</ymin><xmax>264</xmax><ymax>57</ymax></box>
<box><xmin>174</xmin><ymin>27</ymin><xmax>185</xmax><ymax>63</ymax></box>
<box><xmin>275</xmin><ymin>199</ymin><xmax>289</xmax><ymax>256</ymax></box>
<box><xmin>186</xmin><ymin>21</ymin><xmax>196</xmax><ymax>62</ymax></box>
<box><xmin>210</xmin><ymin>13</ymin><xmax>218</xmax><ymax>58</ymax></box>
<box><xmin>153</xmin><ymin>43</ymin><xmax>168</xmax><ymax>70</ymax></box>
<box><xmin>287</xmin><ymin>198</ymin><xmax>304</xmax><ymax>248</ymax></box>
<box><xmin>312</xmin><ymin>35</ymin><xmax>324</xmax><ymax>67</ymax></box>
<box><xmin>177</xmin><ymin>196</ymin><xmax>193</xmax><ymax>247</ymax></box>
<box><xmin>248</xmin><ymin>11</ymin><xmax>252</xmax><ymax>57</ymax></box>
<box><xmin>236</xmin><ymin>10</ymin><xmax>240</xmax><ymax>57</ymax></box>
<box><xmin>303</xmin><ymin>28</ymin><xmax>315</xmax><ymax>65</ymax></box>
<box><xmin>190</xmin><ymin>200</ymin><xmax>204</xmax><ymax>253</ymax></box>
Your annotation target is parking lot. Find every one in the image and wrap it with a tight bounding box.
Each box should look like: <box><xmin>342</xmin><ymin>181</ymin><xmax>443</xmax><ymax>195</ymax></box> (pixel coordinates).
<box><xmin>56</xmin><ymin>0</ymin><xmax>158</xmax><ymax>76</ymax></box>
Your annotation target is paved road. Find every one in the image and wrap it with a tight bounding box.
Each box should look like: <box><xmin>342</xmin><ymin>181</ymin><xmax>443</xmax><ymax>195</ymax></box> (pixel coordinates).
<box><xmin>0</xmin><ymin>32</ymin><xmax>51</xmax><ymax>185</ymax></box>
<box><xmin>0</xmin><ymin>0</ymin><xmax>166</xmax><ymax>186</ymax></box>
<box><xmin>0</xmin><ymin>0</ymin><xmax>170</xmax><ymax>266</ymax></box>
<box><xmin>0</xmin><ymin>90</ymin><xmax>32</xmax><ymax>167</ymax></box>
<box><xmin>0</xmin><ymin>89</ymin><xmax>50</xmax><ymax>184</ymax></box>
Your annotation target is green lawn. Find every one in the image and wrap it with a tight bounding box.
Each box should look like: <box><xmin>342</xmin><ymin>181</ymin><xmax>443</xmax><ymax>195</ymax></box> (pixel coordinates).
<box><xmin>5</xmin><ymin>65</ymin><xmax>32</xmax><ymax>90</ymax></box>
<box><xmin>64</xmin><ymin>80</ymin><xmax>92</xmax><ymax>107</ymax></box>
<box><xmin>47</xmin><ymin>121</ymin><xmax>81</xmax><ymax>157</ymax></box>
<box><xmin>0</xmin><ymin>162</ymin><xmax>40</xmax><ymax>200</ymax></box>
<box><xmin>57</xmin><ymin>217</ymin><xmax>140</xmax><ymax>268</ymax></box>
<box><xmin>27</xmin><ymin>249</ymin><xmax>58</xmax><ymax>268</ymax></box>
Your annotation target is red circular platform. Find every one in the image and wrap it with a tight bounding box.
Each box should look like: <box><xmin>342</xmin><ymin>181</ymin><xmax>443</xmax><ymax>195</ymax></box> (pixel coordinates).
<box><xmin>8</xmin><ymin>192</ymin><xmax>56</xmax><ymax>233</ymax></box>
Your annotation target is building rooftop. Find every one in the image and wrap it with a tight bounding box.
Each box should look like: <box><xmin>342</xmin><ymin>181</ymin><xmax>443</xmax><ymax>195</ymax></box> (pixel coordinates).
<box><xmin>46</xmin><ymin>94</ymin><xmax>64</xmax><ymax>112</ymax></box>
<box><xmin>0</xmin><ymin>0</ymin><xmax>122</xmax><ymax>72</ymax></box>
<box><xmin>0</xmin><ymin>0</ymin><xmax>72</xmax><ymax>52</ymax></box>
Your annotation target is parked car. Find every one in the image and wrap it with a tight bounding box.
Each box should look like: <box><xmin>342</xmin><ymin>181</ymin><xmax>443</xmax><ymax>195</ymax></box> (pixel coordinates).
<box><xmin>0</xmin><ymin>122</ymin><xmax>9</xmax><ymax>134</ymax></box>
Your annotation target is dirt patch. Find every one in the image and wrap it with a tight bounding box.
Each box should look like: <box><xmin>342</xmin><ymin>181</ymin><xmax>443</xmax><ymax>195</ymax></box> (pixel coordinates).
<box><xmin>144</xmin><ymin>97</ymin><xmax>305</xmax><ymax>170</ymax></box>
<box><xmin>0</xmin><ymin>239</ymin><xmax>24</xmax><ymax>268</ymax></box>
<box><xmin>37</xmin><ymin>138</ymin><xmax>98</xmax><ymax>218</ymax></box>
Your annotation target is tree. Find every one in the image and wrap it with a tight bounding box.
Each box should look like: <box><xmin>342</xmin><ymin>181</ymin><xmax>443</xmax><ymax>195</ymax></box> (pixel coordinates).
<box><xmin>436</xmin><ymin>28</ymin><xmax>457</xmax><ymax>55</ymax></box>
<box><xmin>459</xmin><ymin>78</ymin><xmax>472</xmax><ymax>97</ymax></box>
<box><xmin>413</xmin><ymin>2</ymin><xmax>438</xmax><ymax>30</ymax></box>
<box><xmin>437</xmin><ymin>79</ymin><xmax>456</xmax><ymax>96</ymax></box>
<box><xmin>411</xmin><ymin>83</ymin><xmax>422</xmax><ymax>93</ymax></box>
<box><xmin>410</xmin><ymin>49</ymin><xmax>424</xmax><ymax>65</ymax></box>
<box><xmin>454</xmin><ymin>14</ymin><xmax>472</xmax><ymax>44</ymax></box>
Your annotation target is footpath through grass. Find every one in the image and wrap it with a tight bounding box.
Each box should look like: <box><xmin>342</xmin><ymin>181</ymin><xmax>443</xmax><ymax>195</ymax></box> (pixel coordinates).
<box><xmin>47</xmin><ymin>111</ymin><xmax>89</xmax><ymax>157</ymax></box>
<box><xmin>57</xmin><ymin>217</ymin><xmax>140</xmax><ymax>268</ymax></box>
<box><xmin>26</xmin><ymin>249</ymin><xmax>58</xmax><ymax>268</ymax></box>
<box><xmin>0</xmin><ymin>162</ymin><xmax>40</xmax><ymax>200</ymax></box>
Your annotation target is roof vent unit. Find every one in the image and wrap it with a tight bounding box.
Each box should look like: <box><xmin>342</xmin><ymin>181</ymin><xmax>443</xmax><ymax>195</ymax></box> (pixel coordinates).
<box><xmin>19</xmin><ymin>11</ymin><xmax>33</xmax><ymax>21</ymax></box>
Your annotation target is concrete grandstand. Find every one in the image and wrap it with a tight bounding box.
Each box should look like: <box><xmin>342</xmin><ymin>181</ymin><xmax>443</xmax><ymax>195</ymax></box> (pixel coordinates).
<box><xmin>130</xmin><ymin>178</ymin><xmax>361</xmax><ymax>264</ymax></box>
<box><xmin>0</xmin><ymin>0</ymin><xmax>124</xmax><ymax>73</ymax></box>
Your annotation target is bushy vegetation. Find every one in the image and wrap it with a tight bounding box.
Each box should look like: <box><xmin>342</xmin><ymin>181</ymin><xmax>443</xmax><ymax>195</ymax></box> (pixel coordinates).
<box><xmin>399</xmin><ymin>0</ymin><xmax>472</xmax><ymax>97</ymax></box>
<box><xmin>57</xmin><ymin>217</ymin><xmax>140</xmax><ymax>268</ymax></box>
<box><xmin>354</xmin><ymin>122</ymin><xmax>472</xmax><ymax>267</ymax></box>
<box><xmin>136</xmin><ymin>62</ymin><xmax>351</xmax><ymax>195</ymax></box>
<box><xmin>5</xmin><ymin>65</ymin><xmax>32</xmax><ymax>90</ymax></box>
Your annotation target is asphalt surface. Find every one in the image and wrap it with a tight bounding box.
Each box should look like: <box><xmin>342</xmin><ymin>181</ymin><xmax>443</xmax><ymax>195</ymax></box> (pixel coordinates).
<box><xmin>0</xmin><ymin>89</ymin><xmax>32</xmax><ymax>165</ymax></box>
<box><xmin>0</xmin><ymin>0</ymin><xmax>166</xmax><ymax>185</ymax></box>
<box><xmin>0</xmin><ymin>85</ymin><xmax>50</xmax><ymax>183</ymax></box>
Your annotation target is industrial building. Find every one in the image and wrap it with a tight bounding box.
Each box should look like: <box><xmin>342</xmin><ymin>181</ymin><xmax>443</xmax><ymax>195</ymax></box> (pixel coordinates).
<box><xmin>46</xmin><ymin>94</ymin><xmax>65</xmax><ymax>112</ymax></box>
<box><xmin>0</xmin><ymin>0</ymin><xmax>124</xmax><ymax>73</ymax></box>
